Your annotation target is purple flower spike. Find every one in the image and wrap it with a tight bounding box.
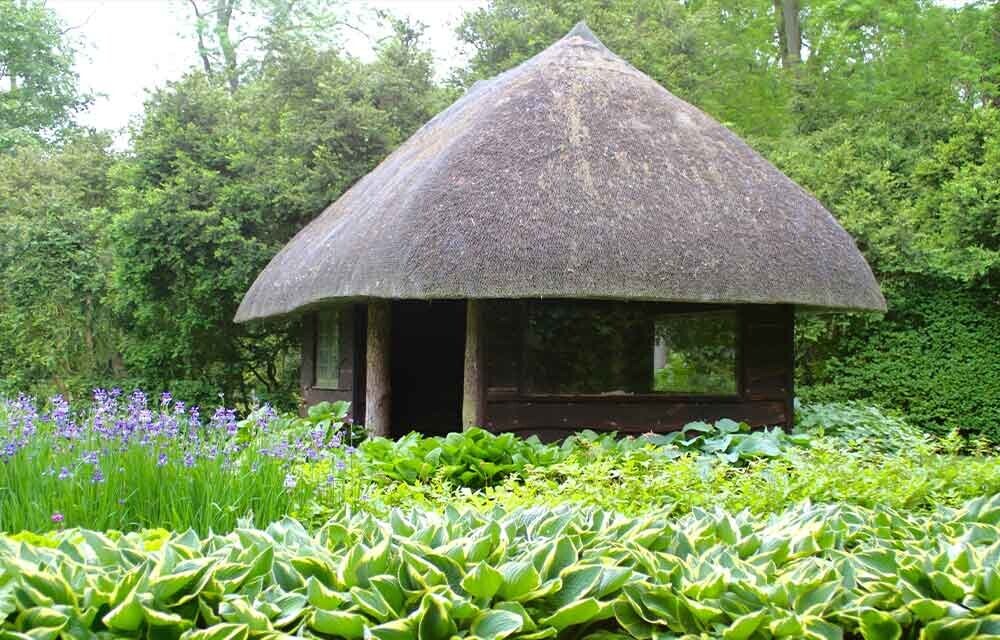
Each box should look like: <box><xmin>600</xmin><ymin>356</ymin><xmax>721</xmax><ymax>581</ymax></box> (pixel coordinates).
<box><xmin>58</xmin><ymin>467</ymin><xmax>71</xmax><ymax>480</ymax></box>
<box><xmin>51</xmin><ymin>512</ymin><xmax>64</xmax><ymax>523</ymax></box>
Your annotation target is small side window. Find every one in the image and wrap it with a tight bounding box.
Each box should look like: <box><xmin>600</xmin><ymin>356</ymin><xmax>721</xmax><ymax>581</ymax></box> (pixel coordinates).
<box><xmin>315</xmin><ymin>309</ymin><xmax>340</xmax><ymax>389</ymax></box>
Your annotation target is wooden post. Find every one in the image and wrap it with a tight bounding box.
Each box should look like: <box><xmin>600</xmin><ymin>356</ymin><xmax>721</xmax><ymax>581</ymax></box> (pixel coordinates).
<box><xmin>365</xmin><ymin>300</ymin><xmax>391</xmax><ymax>437</ymax></box>
<box><xmin>462</xmin><ymin>299</ymin><xmax>485</xmax><ymax>430</ymax></box>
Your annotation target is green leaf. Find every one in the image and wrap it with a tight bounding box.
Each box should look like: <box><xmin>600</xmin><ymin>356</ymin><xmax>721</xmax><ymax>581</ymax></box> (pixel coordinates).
<box><xmin>548</xmin><ymin>565</ymin><xmax>602</xmax><ymax>609</ymax></box>
<box><xmin>416</xmin><ymin>593</ymin><xmax>456</xmax><ymax>640</ymax></box>
<box><xmin>539</xmin><ymin>597</ymin><xmax>601</xmax><ymax>630</ymax></box>
<box><xmin>921</xmin><ymin>618</ymin><xmax>981</xmax><ymax>640</ymax></box>
<box><xmin>497</xmin><ymin>561</ymin><xmax>540</xmax><ymax>601</ymax></box>
<box><xmin>102</xmin><ymin>588</ymin><xmax>144</xmax><ymax>632</ymax></box>
<box><xmin>859</xmin><ymin>609</ymin><xmax>902</xmax><ymax>640</ymax></box>
<box><xmin>471</xmin><ymin>610</ymin><xmax>524</xmax><ymax>640</ymax></box>
<box><xmin>309</xmin><ymin>609</ymin><xmax>367</xmax><ymax>639</ymax></box>
<box><xmin>462</xmin><ymin>562</ymin><xmax>505</xmax><ymax>601</ymax></box>
<box><xmin>366</xmin><ymin>618</ymin><xmax>417</xmax><ymax>640</ymax></box>
<box><xmin>723</xmin><ymin>610</ymin><xmax>767</xmax><ymax>640</ymax></box>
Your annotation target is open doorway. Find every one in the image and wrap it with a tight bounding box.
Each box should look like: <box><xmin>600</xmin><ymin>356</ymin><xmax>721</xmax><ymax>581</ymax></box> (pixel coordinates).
<box><xmin>390</xmin><ymin>300</ymin><xmax>465</xmax><ymax>437</ymax></box>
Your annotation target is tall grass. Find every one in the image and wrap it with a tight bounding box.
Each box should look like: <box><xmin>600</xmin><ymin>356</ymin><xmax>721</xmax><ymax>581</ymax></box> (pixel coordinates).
<box><xmin>0</xmin><ymin>390</ymin><xmax>349</xmax><ymax>533</ymax></box>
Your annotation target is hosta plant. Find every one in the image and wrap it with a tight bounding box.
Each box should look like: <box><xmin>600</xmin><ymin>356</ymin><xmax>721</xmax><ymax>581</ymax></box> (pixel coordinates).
<box><xmin>2</xmin><ymin>494</ymin><xmax>1000</xmax><ymax>639</ymax></box>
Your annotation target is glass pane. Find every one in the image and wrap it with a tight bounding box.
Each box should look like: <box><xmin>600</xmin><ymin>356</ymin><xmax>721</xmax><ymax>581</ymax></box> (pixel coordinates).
<box><xmin>524</xmin><ymin>302</ymin><xmax>651</xmax><ymax>394</ymax></box>
<box><xmin>519</xmin><ymin>301</ymin><xmax>739</xmax><ymax>396</ymax></box>
<box><xmin>652</xmin><ymin>312</ymin><xmax>738</xmax><ymax>394</ymax></box>
<box><xmin>315</xmin><ymin>309</ymin><xmax>339</xmax><ymax>388</ymax></box>
<box><xmin>483</xmin><ymin>301</ymin><xmax>519</xmax><ymax>390</ymax></box>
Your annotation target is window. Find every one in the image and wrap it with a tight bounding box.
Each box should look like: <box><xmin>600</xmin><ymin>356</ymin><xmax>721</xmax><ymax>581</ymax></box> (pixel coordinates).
<box><xmin>512</xmin><ymin>301</ymin><xmax>739</xmax><ymax>396</ymax></box>
<box><xmin>652</xmin><ymin>312</ymin><xmax>738</xmax><ymax>394</ymax></box>
<box><xmin>315</xmin><ymin>309</ymin><xmax>340</xmax><ymax>389</ymax></box>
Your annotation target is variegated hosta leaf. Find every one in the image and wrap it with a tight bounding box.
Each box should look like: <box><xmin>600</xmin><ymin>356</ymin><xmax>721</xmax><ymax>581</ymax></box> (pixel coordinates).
<box><xmin>0</xmin><ymin>494</ymin><xmax>999</xmax><ymax>639</ymax></box>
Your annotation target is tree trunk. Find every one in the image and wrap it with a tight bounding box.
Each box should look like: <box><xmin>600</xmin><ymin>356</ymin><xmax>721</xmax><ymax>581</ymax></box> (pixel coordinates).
<box><xmin>776</xmin><ymin>0</ymin><xmax>802</xmax><ymax>69</ymax></box>
<box><xmin>365</xmin><ymin>300</ymin><xmax>391</xmax><ymax>437</ymax></box>
<box><xmin>214</xmin><ymin>0</ymin><xmax>239</xmax><ymax>92</ymax></box>
<box><xmin>462</xmin><ymin>299</ymin><xmax>485</xmax><ymax>430</ymax></box>
<box><xmin>187</xmin><ymin>0</ymin><xmax>215</xmax><ymax>76</ymax></box>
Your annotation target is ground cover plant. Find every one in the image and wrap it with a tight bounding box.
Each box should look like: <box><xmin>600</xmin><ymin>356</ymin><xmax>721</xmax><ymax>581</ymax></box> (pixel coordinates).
<box><xmin>3</xmin><ymin>494</ymin><xmax>1000</xmax><ymax>639</ymax></box>
<box><xmin>5</xmin><ymin>390</ymin><xmax>1000</xmax><ymax>534</ymax></box>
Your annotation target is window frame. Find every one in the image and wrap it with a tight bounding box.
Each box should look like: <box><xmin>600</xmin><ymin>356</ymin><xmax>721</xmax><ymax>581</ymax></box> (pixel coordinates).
<box><xmin>650</xmin><ymin>310</ymin><xmax>741</xmax><ymax>397</ymax></box>
<box><xmin>505</xmin><ymin>301</ymin><xmax>744</xmax><ymax>402</ymax></box>
<box><xmin>314</xmin><ymin>308</ymin><xmax>341</xmax><ymax>390</ymax></box>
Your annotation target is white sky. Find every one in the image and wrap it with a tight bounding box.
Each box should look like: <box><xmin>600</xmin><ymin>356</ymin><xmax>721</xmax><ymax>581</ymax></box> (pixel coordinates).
<box><xmin>49</xmin><ymin>0</ymin><xmax>485</xmax><ymax>138</ymax></box>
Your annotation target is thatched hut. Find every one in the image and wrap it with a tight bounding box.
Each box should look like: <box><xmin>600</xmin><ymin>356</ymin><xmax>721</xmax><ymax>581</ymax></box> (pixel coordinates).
<box><xmin>236</xmin><ymin>23</ymin><xmax>885</xmax><ymax>439</ymax></box>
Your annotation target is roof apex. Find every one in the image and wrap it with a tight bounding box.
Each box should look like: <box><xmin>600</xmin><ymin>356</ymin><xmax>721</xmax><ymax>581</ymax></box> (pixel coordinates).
<box><xmin>563</xmin><ymin>21</ymin><xmax>606</xmax><ymax>47</ymax></box>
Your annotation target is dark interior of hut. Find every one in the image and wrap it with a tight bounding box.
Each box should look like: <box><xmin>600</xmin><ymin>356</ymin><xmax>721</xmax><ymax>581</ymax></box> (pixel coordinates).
<box><xmin>389</xmin><ymin>300</ymin><xmax>466</xmax><ymax>437</ymax></box>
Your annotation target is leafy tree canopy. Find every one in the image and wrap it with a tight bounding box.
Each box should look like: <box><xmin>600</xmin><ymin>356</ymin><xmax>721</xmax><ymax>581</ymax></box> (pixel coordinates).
<box><xmin>0</xmin><ymin>0</ymin><xmax>89</xmax><ymax>150</ymax></box>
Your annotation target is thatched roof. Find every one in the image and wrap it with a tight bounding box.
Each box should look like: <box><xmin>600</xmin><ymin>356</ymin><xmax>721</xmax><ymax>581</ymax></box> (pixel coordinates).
<box><xmin>235</xmin><ymin>22</ymin><xmax>885</xmax><ymax>323</ymax></box>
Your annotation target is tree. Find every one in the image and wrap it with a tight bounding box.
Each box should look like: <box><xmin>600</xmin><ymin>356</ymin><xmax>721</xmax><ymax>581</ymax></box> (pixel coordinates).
<box><xmin>111</xmin><ymin>19</ymin><xmax>448</xmax><ymax>407</ymax></box>
<box><xmin>181</xmin><ymin>0</ymin><xmax>346</xmax><ymax>93</ymax></box>
<box><xmin>0</xmin><ymin>133</ymin><xmax>119</xmax><ymax>396</ymax></box>
<box><xmin>0</xmin><ymin>0</ymin><xmax>89</xmax><ymax>150</ymax></box>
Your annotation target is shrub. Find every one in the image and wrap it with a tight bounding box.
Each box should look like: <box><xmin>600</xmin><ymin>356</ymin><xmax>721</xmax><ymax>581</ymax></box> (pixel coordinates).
<box><xmin>800</xmin><ymin>277</ymin><xmax>1000</xmax><ymax>443</ymax></box>
<box><xmin>2</xmin><ymin>495</ymin><xmax>1000</xmax><ymax>639</ymax></box>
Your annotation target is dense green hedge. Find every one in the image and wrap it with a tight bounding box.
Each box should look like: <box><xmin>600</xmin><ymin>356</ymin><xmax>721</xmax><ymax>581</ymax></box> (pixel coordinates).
<box><xmin>800</xmin><ymin>276</ymin><xmax>1000</xmax><ymax>442</ymax></box>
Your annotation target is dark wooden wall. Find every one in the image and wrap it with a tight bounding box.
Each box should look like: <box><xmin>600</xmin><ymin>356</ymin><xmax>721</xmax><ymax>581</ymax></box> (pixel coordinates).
<box><xmin>300</xmin><ymin>305</ymin><xmax>366</xmax><ymax>418</ymax></box>
<box><xmin>299</xmin><ymin>301</ymin><xmax>795</xmax><ymax>439</ymax></box>
<box><xmin>482</xmin><ymin>303</ymin><xmax>794</xmax><ymax>440</ymax></box>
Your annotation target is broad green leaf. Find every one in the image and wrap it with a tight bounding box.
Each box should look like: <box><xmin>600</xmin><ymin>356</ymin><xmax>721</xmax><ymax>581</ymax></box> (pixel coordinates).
<box><xmin>859</xmin><ymin>609</ymin><xmax>902</xmax><ymax>640</ymax></box>
<box><xmin>497</xmin><ymin>562</ymin><xmax>540</xmax><ymax>601</ymax></box>
<box><xmin>462</xmin><ymin>562</ymin><xmax>504</xmax><ymax>601</ymax></box>
<box><xmin>723</xmin><ymin>610</ymin><xmax>767</xmax><ymax>640</ymax></box>
<box><xmin>548</xmin><ymin>565</ymin><xmax>602</xmax><ymax>609</ymax></box>
<box><xmin>309</xmin><ymin>609</ymin><xmax>367</xmax><ymax>639</ymax></box>
<box><xmin>921</xmin><ymin>618</ymin><xmax>981</xmax><ymax>640</ymax></box>
<box><xmin>470</xmin><ymin>610</ymin><xmax>523</xmax><ymax>640</ymax></box>
<box><xmin>539</xmin><ymin>597</ymin><xmax>601</xmax><ymax>630</ymax></box>
<box><xmin>416</xmin><ymin>593</ymin><xmax>456</xmax><ymax>640</ymax></box>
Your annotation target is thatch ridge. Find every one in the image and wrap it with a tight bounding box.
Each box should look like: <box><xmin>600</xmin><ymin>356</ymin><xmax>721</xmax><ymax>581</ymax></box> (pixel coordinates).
<box><xmin>235</xmin><ymin>22</ymin><xmax>886</xmax><ymax>322</ymax></box>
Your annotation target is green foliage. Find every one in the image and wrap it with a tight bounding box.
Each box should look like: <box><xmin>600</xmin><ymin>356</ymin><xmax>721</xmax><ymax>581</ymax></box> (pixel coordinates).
<box><xmin>794</xmin><ymin>400</ymin><xmax>931</xmax><ymax>453</ymax></box>
<box><xmin>799</xmin><ymin>279</ymin><xmax>1000</xmax><ymax>442</ymax></box>
<box><xmin>353</xmin><ymin>428</ymin><xmax>564</xmax><ymax>489</ymax></box>
<box><xmin>109</xmin><ymin>21</ymin><xmax>448</xmax><ymax>408</ymax></box>
<box><xmin>340</xmin><ymin>422</ymin><xmax>806</xmax><ymax>492</ymax></box>
<box><xmin>0</xmin><ymin>133</ymin><xmax>120</xmax><ymax>398</ymax></box>
<box><xmin>4</xmin><ymin>495</ymin><xmax>1000</xmax><ymax>638</ymax></box>
<box><xmin>346</xmin><ymin>435</ymin><xmax>1000</xmax><ymax>523</ymax></box>
<box><xmin>0</xmin><ymin>0</ymin><xmax>90</xmax><ymax>149</ymax></box>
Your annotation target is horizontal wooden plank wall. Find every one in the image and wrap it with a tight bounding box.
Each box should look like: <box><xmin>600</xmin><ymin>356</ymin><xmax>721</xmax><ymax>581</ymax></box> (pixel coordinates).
<box><xmin>300</xmin><ymin>306</ymin><xmax>357</xmax><ymax>411</ymax></box>
<box><xmin>483</xmin><ymin>303</ymin><xmax>794</xmax><ymax>440</ymax></box>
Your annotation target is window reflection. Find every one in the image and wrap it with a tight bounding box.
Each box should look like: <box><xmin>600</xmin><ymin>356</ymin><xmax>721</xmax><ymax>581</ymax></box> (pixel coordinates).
<box><xmin>506</xmin><ymin>302</ymin><xmax>738</xmax><ymax>396</ymax></box>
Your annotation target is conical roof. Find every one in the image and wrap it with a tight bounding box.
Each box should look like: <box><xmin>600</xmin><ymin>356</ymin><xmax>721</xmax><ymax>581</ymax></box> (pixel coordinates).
<box><xmin>235</xmin><ymin>23</ymin><xmax>885</xmax><ymax>322</ymax></box>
